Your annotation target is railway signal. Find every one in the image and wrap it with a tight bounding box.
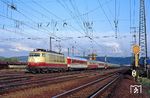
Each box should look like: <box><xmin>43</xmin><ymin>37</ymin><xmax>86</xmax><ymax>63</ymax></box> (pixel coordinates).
<box><xmin>133</xmin><ymin>45</ymin><xmax>140</xmax><ymax>55</ymax></box>
<box><xmin>133</xmin><ymin>45</ymin><xmax>140</xmax><ymax>67</ymax></box>
<box><xmin>132</xmin><ymin>45</ymin><xmax>140</xmax><ymax>80</ymax></box>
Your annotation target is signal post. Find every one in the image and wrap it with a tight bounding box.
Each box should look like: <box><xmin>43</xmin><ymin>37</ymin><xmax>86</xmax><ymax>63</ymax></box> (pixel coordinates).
<box><xmin>132</xmin><ymin>45</ymin><xmax>140</xmax><ymax>81</ymax></box>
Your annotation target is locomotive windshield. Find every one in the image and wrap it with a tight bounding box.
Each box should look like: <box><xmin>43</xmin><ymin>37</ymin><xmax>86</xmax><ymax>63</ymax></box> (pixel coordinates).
<box><xmin>29</xmin><ymin>53</ymin><xmax>40</xmax><ymax>57</ymax></box>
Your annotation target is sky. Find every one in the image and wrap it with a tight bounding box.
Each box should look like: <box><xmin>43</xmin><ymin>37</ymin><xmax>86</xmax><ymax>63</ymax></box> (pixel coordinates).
<box><xmin>0</xmin><ymin>0</ymin><xmax>150</xmax><ymax>57</ymax></box>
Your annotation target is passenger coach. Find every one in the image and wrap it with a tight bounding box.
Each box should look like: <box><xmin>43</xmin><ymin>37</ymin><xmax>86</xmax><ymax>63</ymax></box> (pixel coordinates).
<box><xmin>67</xmin><ymin>57</ymin><xmax>87</xmax><ymax>70</ymax></box>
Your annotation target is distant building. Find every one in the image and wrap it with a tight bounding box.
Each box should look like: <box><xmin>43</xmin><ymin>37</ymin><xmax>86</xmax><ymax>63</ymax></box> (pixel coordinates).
<box><xmin>88</xmin><ymin>53</ymin><xmax>97</xmax><ymax>60</ymax></box>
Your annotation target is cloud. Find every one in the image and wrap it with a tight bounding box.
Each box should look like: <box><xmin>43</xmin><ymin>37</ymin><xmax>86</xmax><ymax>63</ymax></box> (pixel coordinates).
<box><xmin>102</xmin><ymin>41</ymin><xmax>122</xmax><ymax>54</ymax></box>
<box><xmin>9</xmin><ymin>43</ymin><xmax>33</xmax><ymax>52</ymax></box>
<box><xmin>9</xmin><ymin>48</ymin><xmax>20</xmax><ymax>52</ymax></box>
<box><xmin>0</xmin><ymin>48</ymin><xmax>5</xmax><ymax>52</ymax></box>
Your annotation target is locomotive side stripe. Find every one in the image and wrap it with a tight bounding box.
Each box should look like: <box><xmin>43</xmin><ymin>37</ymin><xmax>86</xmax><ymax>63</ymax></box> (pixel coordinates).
<box><xmin>28</xmin><ymin>62</ymin><xmax>67</xmax><ymax>68</ymax></box>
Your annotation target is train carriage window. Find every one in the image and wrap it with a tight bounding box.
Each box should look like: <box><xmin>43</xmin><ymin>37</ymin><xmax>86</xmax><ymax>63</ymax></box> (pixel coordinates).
<box><xmin>42</xmin><ymin>53</ymin><xmax>45</xmax><ymax>57</ymax></box>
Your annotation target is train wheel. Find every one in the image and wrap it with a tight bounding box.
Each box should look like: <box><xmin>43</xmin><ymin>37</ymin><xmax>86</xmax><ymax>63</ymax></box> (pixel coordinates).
<box><xmin>36</xmin><ymin>69</ymin><xmax>41</xmax><ymax>73</ymax></box>
<box><xmin>44</xmin><ymin>69</ymin><xmax>49</xmax><ymax>73</ymax></box>
<box><xmin>40</xmin><ymin>69</ymin><xmax>45</xmax><ymax>74</ymax></box>
<box><xmin>31</xmin><ymin>70</ymin><xmax>36</xmax><ymax>74</ymax></box>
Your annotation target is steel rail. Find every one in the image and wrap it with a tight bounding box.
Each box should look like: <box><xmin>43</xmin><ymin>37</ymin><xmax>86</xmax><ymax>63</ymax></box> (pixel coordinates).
<box><xmin>88</xmin><ymin>75</ymin><xmax>120</xmax><ymax>98</ymax></box>
<box><xmin>0</xmin><ymin>73</ymin><xmax>89</xmax><ymax>94</ymax></box>
<box><xmin>52</xmin><ymin>73</ymin><xmax>117</xmax><ymax>98</ymax></box>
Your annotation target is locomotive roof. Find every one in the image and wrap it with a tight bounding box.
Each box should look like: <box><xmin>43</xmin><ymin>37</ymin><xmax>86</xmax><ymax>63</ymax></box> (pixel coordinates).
<box><xmin>32</xmin><ymin>48</ymin><xmax>64</xmax><ymax>55</ymax></box>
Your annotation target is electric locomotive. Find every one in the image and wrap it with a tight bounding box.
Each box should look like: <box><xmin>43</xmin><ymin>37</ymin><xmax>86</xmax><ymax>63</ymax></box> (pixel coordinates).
<box><xmin>27</xmin><ymin>49</ymin><xmax>67</xmax><ymax>73</ymax></box>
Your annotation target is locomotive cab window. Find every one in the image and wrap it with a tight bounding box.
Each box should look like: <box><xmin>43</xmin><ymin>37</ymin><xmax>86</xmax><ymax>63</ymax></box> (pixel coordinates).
<box><xmin>29</xmin><ymin>53</ymin><xmax>40</xmax><ymax>57</ymax></box>
<box><xmin>42</xmin><ymin>53</ymin><xmax>45</xmax><ymax>57</ymax></box>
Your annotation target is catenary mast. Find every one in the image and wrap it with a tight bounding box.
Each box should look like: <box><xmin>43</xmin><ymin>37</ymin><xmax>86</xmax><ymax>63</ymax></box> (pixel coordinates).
<box><xmin>139</xmin><ymin>0</ymin><xmax>148</xmax><ymax>77</ymax></box>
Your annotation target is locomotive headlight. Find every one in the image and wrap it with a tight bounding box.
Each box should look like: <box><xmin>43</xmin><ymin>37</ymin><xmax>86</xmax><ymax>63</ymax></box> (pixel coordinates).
<box><xmin>34</xmin><ymin>60</ymin><xmax>38</xmax><ymax>63</ymax></box>
<box><xmin>34</xmin><ymin>58</ymin><xmax>39</xmax><ymax>63</ymax></box>
<box><xmin>34</xmin><ymin>57</ymin><xmax>42</xmax><ymax>63</ymax></box>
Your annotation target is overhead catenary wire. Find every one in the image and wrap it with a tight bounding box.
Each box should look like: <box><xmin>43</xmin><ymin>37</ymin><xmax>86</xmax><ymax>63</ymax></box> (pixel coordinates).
<box><xmin>106</xmin><ymin>0</ymin><xmax>115</xmax><ymax>19</ymax></box>
<box><xmin>0</xmin><ymin>14</ymin><xmax>47</xmax><ymax>38</ymax></box>
<box><xmin>31</xmin><ymin>0</ymin><xmax>62</xmax><ymax>20</ymax></box>
<box><xmin>57</xmin><ymin>0</ymin><xmax>109</xmax><ymax>54</ymax></box>
<box><xmin>19</xmin><ymin>0</ymin><xmax>90</xmax><ymax>43</ymax></box>
<box><xmin>0</xmin><ymin>13</ymin><xmax>48</xmax><ymax>38</ymax></box>
<box><xmin>57</xmin><ymin>0</ymin><xmax>97</xmax><ymax>49</ymax></box>
<box><xmin>56</xmin><ymin>0</ymin><xmax>86</xmax><ymax>35</ymax></box>
<box><xmin>31</xmin><ymin>0</ymin><xmax>89</xmax><ymax>38</ymax></box>
<box><xmin>0</xmin><ymin>0</ymin><xmax>62</xmax><ymax>39</ymax></box>
<box><xmin>97</xmin><ymin>0</ymin><xmax>114</xmax><ymax>32</ymax></box>
<box><xmin>20</xmin><ymin>2</ymin><xmax>91</xmax><ymax>53</ymax></box>
<box><xmin>18</xmin><ymin>0</ymin><xmax>85</xmax><ymax>36</ymax></box>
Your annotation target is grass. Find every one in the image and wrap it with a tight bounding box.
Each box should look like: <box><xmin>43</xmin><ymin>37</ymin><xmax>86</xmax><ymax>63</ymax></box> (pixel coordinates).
<box><xmin>139</xmin><ymin>77</ymin><xmax>150</xmax><ymax>86</ymax></box>
<box><xmin>138</xmin><ymin>77</ymin><xmax>150</xmax><ymax>94</ymax></box>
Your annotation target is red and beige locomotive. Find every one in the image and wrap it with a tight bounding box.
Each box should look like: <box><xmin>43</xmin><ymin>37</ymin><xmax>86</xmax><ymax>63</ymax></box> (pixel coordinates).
<box><xmin>27</xmin><ymin>49</ymin><xmax>119</xmax><ymax>73</ymax></box>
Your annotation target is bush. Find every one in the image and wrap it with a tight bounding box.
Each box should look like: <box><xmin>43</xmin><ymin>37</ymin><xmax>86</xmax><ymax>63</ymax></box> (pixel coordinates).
<box><xmin>0</xmin><ymin>57</ymin><xmax>19</xmax><ymax>62</ymax></box>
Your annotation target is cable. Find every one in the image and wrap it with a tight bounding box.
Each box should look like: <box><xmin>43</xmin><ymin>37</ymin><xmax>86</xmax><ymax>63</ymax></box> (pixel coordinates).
<box><xmin>57</xmin><ymin>0</ymin><xmax>86</xmax><ymax>34</ymax></box>
<box><xmin>31</xmin><ymin>0</ymin><xmax>89</xmax><ymax>38</ymax></box>
<box><xmin>0</xmin><ymin>0</ymin><xmax>61</xmax><ymax>39</ymax></box>
<box><xmin>18</xmin><ymin>0</ymin><xmax>85</xmax><ymax>36</ymax></box>
<box><xmin>32</xmin><ymin>0</ymin><xmax>62</xmax><ymax>20</ymax></box>
<box><xmin>17</xmin><ymin>0</ymin><xmax>51</xmax><ymax>20</ymax></box>
<box><xmin>0</xmin><ymin>14</ymin><xmax>47</xmax><ymax>37</ymax></box>
<box><xmin>97</xmin><ymin>0</ymin><xmax>114</xmax><ymax>31</ymax></box>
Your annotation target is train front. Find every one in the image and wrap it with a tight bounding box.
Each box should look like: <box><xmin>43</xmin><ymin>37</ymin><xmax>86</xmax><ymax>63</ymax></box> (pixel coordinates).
<box><xmin>27</xmin><ymin>50</ymin><xmax>46</xmax><ymax>73</ymax></box>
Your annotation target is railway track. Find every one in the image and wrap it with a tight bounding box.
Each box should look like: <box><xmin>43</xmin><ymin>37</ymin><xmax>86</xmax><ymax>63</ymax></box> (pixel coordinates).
<box><xmin>0</xmin><ymin>68</ymin><xmax>126</xmax><ymax>97</ymax></box>
<box><xmin>0</xmin><ymin>74</ymin><xmax>88</xmax><ymax>94</ymax></box>
<box><xmin>88</xmin><ymin>75</ymin><xmax>121</xmax><ymax>98</ymax></box>
<box><xmin>52</xmin><ymin>73</ymin><xmax>121</xmax><ymax>98</ymax></box>
<box><xmin>0</xmin><ymin>69</ymin><xmax>121</xmax><ymax>84</ymax></box>
<box><xmin>0</xmin><ymin>70</ymin><xmax>101</xmax><ymax>84</ymax></box>
<box><xmin>0</xmin><ymin>70</ymin><xmax>107</xmax><ymax>94</ymax></box>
